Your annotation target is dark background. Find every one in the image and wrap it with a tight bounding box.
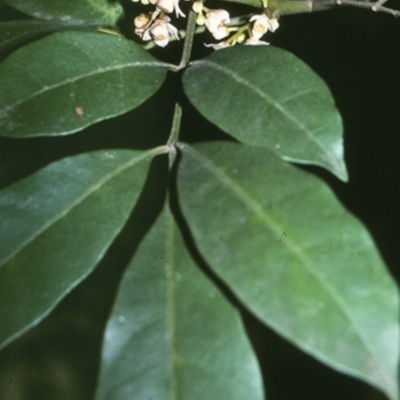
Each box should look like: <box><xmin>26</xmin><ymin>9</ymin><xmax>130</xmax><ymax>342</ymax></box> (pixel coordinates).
<box><xmin>0</xmin><ymin>1</ymin><xmax>399</xmax><ymax>399</ymax></box>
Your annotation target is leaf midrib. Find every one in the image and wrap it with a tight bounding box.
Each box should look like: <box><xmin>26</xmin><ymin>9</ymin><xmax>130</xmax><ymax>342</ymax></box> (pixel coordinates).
<box><xmin>166</xmin><ymin>209</ymin><xmax>178</xmax><ymax>400</ymax></box>
<box><xmin>1</xmin><ymin>60</ymin><xmax>170</xmax><ymax>114</ymax></box>
<box><xmin>0</xmin><ymin>146</ymin><xmax>168</xmax><ymax>267</ymax></box>
<box><xmin>180</xmin><ymin>142</ymin><xmax>392</xmax><ymax>390</ymax></box>
<box><xmin>191</xmin><ymin>60</ymin><xmax>340</xmax><ymax>172</ymax></box>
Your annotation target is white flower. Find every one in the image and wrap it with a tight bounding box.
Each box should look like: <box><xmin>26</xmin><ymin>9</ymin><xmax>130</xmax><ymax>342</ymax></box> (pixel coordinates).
<box><xmin>250</xmin><ymin>14</ymin><xmax>269</xmax><ymax>39</ymax></box>
<box><xmin>250</xmin><ymin>14</ymin><xmax>279</xmax><ymax>40</ymax></box>
<box><xmin>269</xmin><ymin>17</ymin><xmax>279</xmax><ymax>32</ymax></box>
<box><xmin>141</xmin><ymin>28</ymin><xmax>153</xmax><ymax>42</ymax></box>
<box><xmin>134</xmin><ymin>13</ymin><xmax>152</xmax><ymax>37</ymax></box>
<box><xmin>204</xmin><ymin>41</ymin><xmax>231</xmax><ymax>50</ymax></box>
<box><xmin>149</xmin><ymin>21</ymin><xmax>170</xmax><ymax>46</ymax></box>
<box><xmin>205</xmin><ymin>9</ymin><xmax>231</xmax><ymax>40</ymax></box>
<box><xmin>144</xmin><ymin>18</ymin><xmax>180</xmax><ymax>47</ymax></box>
<box><xmin>250</xmin><ymin>14</ymin><xmax>279</xmax><ymax>39</ymax></box>
<box><xmin>134</xmin><ymin>13</ymin><xmax>151</xmax><ymax>29</ymax></box>
<box><xmin>244</xmin><ymin>37</ymin><xmax>270</xmax><ymax>46</ymax></box>
<box><xmin>156</xmin><ymin>0</ymin><xmax>185</xmax><ymax>17</ymax></box>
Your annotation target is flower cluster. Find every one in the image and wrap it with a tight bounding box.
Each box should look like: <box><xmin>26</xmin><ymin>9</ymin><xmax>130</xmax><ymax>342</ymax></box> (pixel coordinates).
<box><xmin>131</xmin><ymin>0</ymin><xmax>279</xmax><ymax>49</ymax></box>
<box><xmin>132</xmin><ymin>0</ymin><xmax>185</xmax><ymax>47</ymax></box>
<box><xmin>132</xmin><ymin>0</ymin><xmax>185</xmax><ymax>17</ymax></box>
<box><xmin>194</xmin><ymin>2</ymin><xmax>279</xmax><ymax>49</ymax></box>
<box><xmin>134</xmin><ymin>11</ymin><xmax>180</xmax><ymax>47</ymax></box>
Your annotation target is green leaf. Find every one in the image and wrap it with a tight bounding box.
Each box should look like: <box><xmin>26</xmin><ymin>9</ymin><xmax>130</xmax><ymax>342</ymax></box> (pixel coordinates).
<box><xmin>96</xmin><ymin>204</ymin><xmax>264</xmax><ymax>400</ymax></box>
<box><xmin>0</xmin><ymin>146</ymin><xmax>168</xmax><ymax>350</ymax></box>
<box><xmin>4</xmin><ymin>0</ymin><xmax>123</xmax><ymax>24</ymax></box>
<box><xmin>177</xmin><ymin>141</ymin><xmax>399</xmax><ymax>400</ymax></box>
<box><xmin>0</xmin><ymin>31</ymin><xmax>170</xmax><ymax>138</ymax></box>
<box><xmin>183</xmin><ymin>46</ymin><xmax>348</xmax><ymax>181</ymax></box>
<box><xmin>0</xmin><ymin>20</ymin><xmax>99</xmax><ymax>59</ymax></box>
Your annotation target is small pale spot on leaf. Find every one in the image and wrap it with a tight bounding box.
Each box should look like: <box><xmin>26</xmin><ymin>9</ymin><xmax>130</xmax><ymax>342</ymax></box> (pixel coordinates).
<box><xmin>75</xmin><ymin>107</ymin><xmax>84</xmax><ymax>117</ymax></box>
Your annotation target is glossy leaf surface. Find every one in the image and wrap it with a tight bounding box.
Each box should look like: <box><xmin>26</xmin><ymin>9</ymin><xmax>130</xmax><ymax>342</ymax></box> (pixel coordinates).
<box><xmin>0</xmin><ymin>147</ymin><xmax>167</xmax><ymax>350</ymax></box>
<box><xmin>96</xmin><ymin>205</ymin><xmax>264</xmax><ymax>400</ymax></box>
<box><xmin>177</xmin><ymin>141</ymin><xmax>399</xmax><ymax>399</ymax></box>
<box><xmin>0</xmin><ymin>20</ymin><xmax>97</xmax><ymax>59</ymax></box>
<box><xmin>5</xmin><ymin>0</ymin><xmax>123</xmax><ymax>24</ymax></box>
<box><xmin>183</xmin><ymin>46</ymin><xmax>347</xmax><ymax>181</ymax></box>
<box><xmin>0</xmin><ymin>31</ymin><xmax>169</xmax><ymax>138</ymax></box>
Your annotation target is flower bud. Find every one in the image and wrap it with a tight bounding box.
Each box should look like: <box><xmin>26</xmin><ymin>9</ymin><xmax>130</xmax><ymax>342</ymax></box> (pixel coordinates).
<box><xmin>236</xmin><ymin>33</ymin><xmax>246</xmax><ymax>44</ymax></box>
<box><xmin>196</xmin><ymin>12</ymin><xmax>206</xmax><ymax>26</ymax></box>
<box><xmin>134</xmin><ymin>13</ymin><xmax>151</xmax><ymax>30</ymax></box>
<box><xmin>192</xmin><ymin>0</ymin><xmax>203</xmax><ymax>13</ymax></box>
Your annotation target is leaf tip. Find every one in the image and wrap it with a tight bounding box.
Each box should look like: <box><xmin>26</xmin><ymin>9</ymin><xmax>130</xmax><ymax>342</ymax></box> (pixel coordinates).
<box><xmin>334</xmin><ymin>159</ymin><xmax>349</xmax><ymax>182</ymax></box>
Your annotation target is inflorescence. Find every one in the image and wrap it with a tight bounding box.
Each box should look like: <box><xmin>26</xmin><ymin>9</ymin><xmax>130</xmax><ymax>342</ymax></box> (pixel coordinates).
<box><xmin>132</xmin><ymin>0</ymin><xmax>279</xmax><ymax>48</ymax></box>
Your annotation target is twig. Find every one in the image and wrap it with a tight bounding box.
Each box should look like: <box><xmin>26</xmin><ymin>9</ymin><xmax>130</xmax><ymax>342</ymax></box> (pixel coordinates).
<box><xmin>311</xmin><ymin>0</ymin><xmax>400</xmax><ymax>17</ymax></box>
<box><xmin>167</xmin><ymin>103</ymin><xmax>183</xmax><ymax>168</ymax></box>
<box><xmin>217</xmin><ymin>0</ymin><xmax>400</xmax><ymax>17</ymax></box>
<box><xmin>178</xmin><ymin>10</ymin><xmax>198</xmax><ymax>69</ymax></box>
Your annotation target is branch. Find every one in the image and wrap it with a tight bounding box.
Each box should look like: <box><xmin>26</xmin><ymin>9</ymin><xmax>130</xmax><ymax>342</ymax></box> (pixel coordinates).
<box><xmin>311</xmin><ymin>0</ymin><xmax>400</xmax><ymax>17</ymax></box>
<box><xmin>217</xmin><ymin>0</ymin><xmax>400</xmax><ymax>17</ymax></box>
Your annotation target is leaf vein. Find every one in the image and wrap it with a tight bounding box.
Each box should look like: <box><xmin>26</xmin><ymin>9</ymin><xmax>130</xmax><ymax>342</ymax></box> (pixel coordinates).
<box><xmin>1</xmin><ymin>61</ymin><xmax>171</xmax><ymax>114</ymax></box>
<box><xmin>180</xmin><ymin>142</ymin><xmax>391</xmax><ymax>387</ymax></box>
<box><xmin>1</xmin><ymin>146</ymin><xmax>168</xmax><ymax>266</ymax></box>
<box><xmin>166</xmin><ymin>209</ymin><xmax>178</xmax><ymax>400</ymax></box>
<box><xmin>193</xmin><ymin>60</ymin><xmax>339</xmax><ymax>171</ymax></box>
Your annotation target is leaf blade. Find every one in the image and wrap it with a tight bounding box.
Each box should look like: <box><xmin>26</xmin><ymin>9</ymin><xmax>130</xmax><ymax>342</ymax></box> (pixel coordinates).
<box><xmin>0</xmin><ymin>31</ymin><xmax>170</xmax><ymax>138</ymax></box>
<box><xmin>0</xmin><ymin>20</ymin><xmax>99</xmax><ymax>59</ymax></box>
<box><xmin>183</xmin><ymin>46</ymin><xmax>347</xmax><ymax>181</ymax></box>
<box><xmin>96</xmin><ymin>204</ymin><xmax>264</xmax><ymax>400</ymax></box>
<box><xmin>0</xmin><ymin>147</ymin><xmax>167</xmax><ymax>350</ymax></box>
<box><xmin>4</xmin><ymin>0</ymin><xmax>123</xmax><ymax>24</ymax></box>
<box><xmin>177</xmin><ymin>141</ymin><xmax>399</xmax><ymax>399</ymax></box>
